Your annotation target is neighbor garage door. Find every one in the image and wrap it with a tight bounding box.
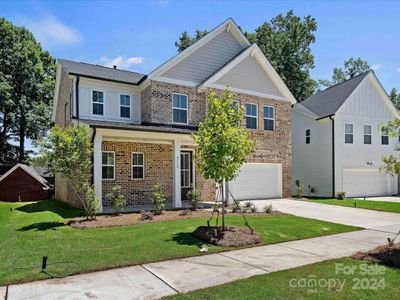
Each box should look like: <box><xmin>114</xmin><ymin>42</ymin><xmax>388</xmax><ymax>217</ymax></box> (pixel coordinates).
<box><xmin>228</xmin><ymin>163</ymin><xmax>282</xmax><ymax>200</ymax></box>
<box><xmin>342</xmin><ymin>168</ymin><xmax>390</xmax><ymax>197</ymax></box>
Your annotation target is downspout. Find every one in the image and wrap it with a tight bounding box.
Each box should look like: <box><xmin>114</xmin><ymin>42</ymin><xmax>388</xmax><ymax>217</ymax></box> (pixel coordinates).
<box><xmin>75</xmin><ymin>76</ymin><xmax>80</xmax><ymax>119</ymax></box>
<box><xmin>329</xmin><ymin>116</ymin><xmax>335</xmax><ymax>198</ymax></box>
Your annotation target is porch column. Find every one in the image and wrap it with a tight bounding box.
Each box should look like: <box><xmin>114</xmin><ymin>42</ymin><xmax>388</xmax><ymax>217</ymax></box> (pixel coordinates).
<box><xmin>173</xmin><ymin>139</ymin><xmax>182</xmax><ymax>208</ymax></box>
<box><xmin>93</xmin><ymin>134</ymin><xmax>103</xmax><ymax>212</ymax></box>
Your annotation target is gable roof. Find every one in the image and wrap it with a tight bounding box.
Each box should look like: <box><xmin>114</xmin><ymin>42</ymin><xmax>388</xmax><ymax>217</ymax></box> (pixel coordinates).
<box><xmin>0</xmin><ymin>164</ymin><xmax>49</xmax><ymax>187</ymax></box>
<box><xmin>198</xmin><ymin>44</ymin><xmax>297</xmax><ymax>103</ymax></box>
<box><xmin>58</xmin><ymin>59</ymin><xmax>147</xmax><ymax>85</ymax></box>
<box><xmin>299</xmin><ymin>72</ymin><xmax>370</xmax><ymax>119</ymax></box>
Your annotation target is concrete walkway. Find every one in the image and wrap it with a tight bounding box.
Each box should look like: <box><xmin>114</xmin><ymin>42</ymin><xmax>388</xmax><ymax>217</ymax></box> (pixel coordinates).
<box><xmin>4</xmin><ymin>200</ymin><xmax>400</xmax><ymax>300</ymax></box>
<box><xmin>355</xmin><ymin>196</ymin><xmax>400</xmax><ymax>203</ymax></box>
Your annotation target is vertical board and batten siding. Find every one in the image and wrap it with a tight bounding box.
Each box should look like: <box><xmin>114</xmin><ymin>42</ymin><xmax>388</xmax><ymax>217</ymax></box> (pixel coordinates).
<box><xmin>291</xmin><ymin>106</ymin><xmax>333</xmax><ymax>197</ymax></box>
<box><xmin>215</xmin><ymin>55</ymin><xmax>283</xmax><ymax>97</ymax></box>
<box><xmin>78</xmin><ymin>78</ymin><xmax>141</xmax><ymax>123</ymax></box>
<box><xmin>161</xmin><ymin>30</ymin><xmax>245</xmax><ymax>84</ymax></box>
<box><xmin>334</xmin><ymin>77</ymin><xmax>398</xmax><ymax>197</ymax></box>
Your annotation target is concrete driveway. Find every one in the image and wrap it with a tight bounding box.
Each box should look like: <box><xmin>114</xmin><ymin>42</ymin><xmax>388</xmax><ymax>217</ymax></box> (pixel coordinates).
<box><xmin>355</xmin><ymin>196</ymin><xmax>400</xmax><ymax>203</ymax></box>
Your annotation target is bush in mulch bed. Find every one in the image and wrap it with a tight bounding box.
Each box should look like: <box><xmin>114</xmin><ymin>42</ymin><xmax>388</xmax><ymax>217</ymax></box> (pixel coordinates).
<box><xmin>353</xmin><ymin>242</ymin><xmax>400</xmax><ymax>268</ymax></box>
<box><xmin>192</xmin><ymin>226</ymin><xmax>261</xmax><ymax>247</ymax></box>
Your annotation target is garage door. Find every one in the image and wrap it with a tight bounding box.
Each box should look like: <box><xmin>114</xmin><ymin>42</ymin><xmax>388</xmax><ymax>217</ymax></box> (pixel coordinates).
<box><xmin>342</xmin><ymin>168</ymin><xmax>390</xmax><ymax>197</ymax></box>
<box><xmin>228</xmin><ymin>163</ymin><xmax>282</xmax><ymax>200</ymax></box>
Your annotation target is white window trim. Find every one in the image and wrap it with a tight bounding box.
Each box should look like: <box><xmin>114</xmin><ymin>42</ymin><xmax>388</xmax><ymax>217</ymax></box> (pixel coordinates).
<box><xmin>92</xmin><ymin>90</ymin><xmax>105</xmax><ymax>117</ymax></box>
<box><xmin>180</xmin><ymin>150</ymin><xmax>195</xmax><ymax>188</ymax></box>
<box><xmin>263</xmin><ymin>105</ymin><xmax>275</xmax><ymax>131</ymax></box>
<box><xmin>306</xmin><ymin>129</ymin><xmax>311</xmax><ymax>144</ymax></box>
<box><xmin>102</xmin><ymin>151</ymin><xmax>115</xmax><ymax>180</ymax></box>
<box><xmin>172</xmin><ymin>92</ymin><xmax>189</xmax><ymax>125</ymax></box>
<box><xmin>245</xmin><ymin>102</ymin><xmax>258</xmax><ymax>130</ymax></box>
<box><xmin>132</xmin><ymin>152</ymin><xmax>145</xmax><ymax>180</ymax></box>
<box><xmin>363</xmin><ymin>124</ymin><xmax>372</xmax><ymax>145</ymax></box>
<box><xmin>119</xmin><ymin>94</ymin><xmax>131</xmax><ymax>119</ymax></box>
<box><xmin>381</xmin><ymin>126</ymin><xmax>390</xmax><ymax>145</ymax></box>
<box><xmin>344</xmin><ymin>122</ymin><xmax>354</xmax><ymax>144</ymax></box>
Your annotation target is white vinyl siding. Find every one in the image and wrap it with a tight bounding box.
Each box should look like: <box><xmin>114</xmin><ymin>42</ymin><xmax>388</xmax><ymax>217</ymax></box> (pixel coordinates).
<box><xmin>102</xmin><ymin>152</ymin><xmax>115</xmax><ymax>180</ymax></box>
<box><xmin>172</xmin><ymin>93</ymin><xmax>188</xmax><ymax>124</ymax></box>
<box><xmin>132</xmin><ymin>152</ymin><xmax>144</xmax><ymax>179</ymax></box>
<box><xmin>246</xmin><ymin>103</ymin><xmax>257</xmax><ymax>129</ymax></box>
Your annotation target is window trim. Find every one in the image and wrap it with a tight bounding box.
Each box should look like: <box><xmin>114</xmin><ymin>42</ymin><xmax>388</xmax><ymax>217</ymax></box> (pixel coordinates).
<box><xmin>245</xmin><ymin>102</ymin><xmax>258</xmax><ymax>130</ymax></box>
<box><xmin>172</xmin><ymin>92</ymin><xmax>189</xmax><ymax>125</ymax></box>
<box><xmin>180</xmin><ymin>151</ymin><xmax>192</xmax><ymax>188</ymax></box>
<box><xmin>102</xmin><ymin>151</ymin><xmax>115</xmax><ymax>180</ymax></box>
<box><xmin>119</xmin><ymin>94</ymin><xmax>131</xmax><ymax>119</ymax></box>
<box><xmin>381</xmin><ymin>126</ymin><xmax>389</xmax><ymax>145</ymax></box>
<box><xmin>363</xmin><ymin>124</ymin><xmax>372</xmax><ymax>145</ymax></box>
<box><xmin>263</xmin><ymin>105</ymin><xmax>275</xmax><ymax>131</ymax></box>
<box><xmin>306</xmin><ymin>129</ymin><xmax>311</xmax><ymax>144</ymax></box>
<box><xmin>131</xmin><ymin>152</ymin><xmax>145</xmax><ymax>180</ymax></box>
<box><xmin>92</xmin><ymin>90</ymin><xmax>105</xmax><ymax>116</ymax></box>
<box><xmin>344</xmin><ymin>122</ymin><xmax>354</xmax><ymax>144</ymax></box>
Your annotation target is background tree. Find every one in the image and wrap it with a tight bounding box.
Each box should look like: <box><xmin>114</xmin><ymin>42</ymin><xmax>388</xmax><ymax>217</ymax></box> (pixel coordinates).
<box><xmin>318</xmin><ymin>58</ymin><xmax>370</xmax><ymax>89</ymax></box>
<box><xmin>175</xmin><ymin>29</ymin><xmax>208</xmax><ymax>52</ymax></box>
<box><xmin>380</xmin><ymin>118</ymin><xmax>400</xmax><ymax>178</ymax></box>
<box><xmin>193</xmin><ymin>87</ymin><xmax>255</xmax><ymax>229</ymax></box>
<box><xmin>0</xmin><ymin>17</ymin><xmax>56</xmax><ymax>164</ymax></box>
<box><xmin>389</xmin><ymin>88</ymin><xmax>400</xmax><ymax>111</ymax></box>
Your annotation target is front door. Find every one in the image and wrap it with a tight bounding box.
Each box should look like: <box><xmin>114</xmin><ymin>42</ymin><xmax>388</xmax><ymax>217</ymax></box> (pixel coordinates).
<box><xmin>181</xmin><ymin>151</ymin><xmax>193</xmax><ymax>200</ymax></box>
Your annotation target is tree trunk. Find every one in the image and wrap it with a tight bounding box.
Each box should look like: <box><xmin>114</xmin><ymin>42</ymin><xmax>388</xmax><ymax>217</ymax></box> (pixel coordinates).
<box><xmin>0</xmin><ymin>111</ymin><xmax>9</xmax><ymax>153</ymax></box>
<box><xmin>18</xmin><ymin>115</ymin><xmax>25</xmax><ymax>163</ymax></box>
<box><xmin>221</xmin><ymin>180</ymin><xmax>225</xmax><ymax>230</ymax></box>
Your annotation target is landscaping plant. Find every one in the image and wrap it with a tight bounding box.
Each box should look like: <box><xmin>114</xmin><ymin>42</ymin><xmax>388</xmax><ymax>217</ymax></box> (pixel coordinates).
<box><xmin>151</xmin><ymin>183</ymin><xmax>165</xmax><ymax>215</ymax></box>
<box><xmin>337</xmin><ymin>192</ymin><xmax>346</xmax><ymax>200</ymax></box>
<box><xmin>105</xmin><ymin>185</ymin><xmax>126</xmax><ymax>215</ymax></box>
<box><xmin>295</xmin><ymin>183</ymin><xmax>305</xmax><ymax>199</ymax></box>
<box><xmin>187</xmin><ymin>185</ymin><xmax>201</xmax><ymax>211</ymax></box>
<box><xmin>263</xmin><ymin>204</ymin><xmax>273</xmax><ymax>214</ymax></box>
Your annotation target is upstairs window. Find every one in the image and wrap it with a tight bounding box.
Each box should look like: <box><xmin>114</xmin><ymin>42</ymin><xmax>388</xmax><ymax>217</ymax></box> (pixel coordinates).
<box><xmin>120</xmin><ymin>95</ymin><xmax>131</xmax><ymax>118</ymax></box>
<box><xmin>246</xmin><ymin>103</ymin><xmax>257</xmax><ymax>129</ymax></box>
<box><xmin>92</xmin><ymin>91</ymin><xmax>104</xmax><ymax>115</ymax></box>
<box><xmin>102</xmin><ymin>152</ymin><xmax>115</xmax><ymax>180</ymax></box>
<box><xmin>364</xmin><ymin>125</ymin><xmax>372</xmax><ymax>144</ymax></box>
<box><xmin>132</xmin><ymin>152</ymin><xmax>144</xmax><ymax>179</ymax></box>
<box><xmin>264</xmin><ymin>106</ymin><xmax>275</xmax><ymax>131</ymax></box>
<box><xmin>344</xmin><ymin>123</ymin><xmax>353</xmax><ymax>144</ymax></box>
<box><xmin>306</xmin><ymin>129</ymin><xmax>311</xmax><ymax>144</ymax></box>
<box><xmin>381</xmin><ymin>127</ymin><xmax>389</xmax><ymax>145</ymax></box>
<box><xmin>172</xmin><ymin>93</ymin><xmax>188</xmax><ymax>124</ymax></box>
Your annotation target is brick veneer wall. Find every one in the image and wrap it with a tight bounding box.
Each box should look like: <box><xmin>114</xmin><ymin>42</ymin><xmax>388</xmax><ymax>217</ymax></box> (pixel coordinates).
<box><xmin>54</xmin><ymin>67</ymin><xmax>74</xmax><ymax>127</ymax></box>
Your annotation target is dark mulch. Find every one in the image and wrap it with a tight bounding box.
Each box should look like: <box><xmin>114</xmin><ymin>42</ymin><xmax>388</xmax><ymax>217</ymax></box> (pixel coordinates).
<box><xmin>192</xmin><ymin>226</ymin><xmax>262</xmax><ymax>247</ymax></box>
<box><xmin>353</xmin><ymin>242</ymin><xmax>400</xmax><ymax>268</ymax></box>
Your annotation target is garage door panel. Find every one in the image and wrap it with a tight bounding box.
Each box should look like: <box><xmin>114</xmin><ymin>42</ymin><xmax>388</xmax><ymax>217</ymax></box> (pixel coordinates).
<box><xmin>228</xmin><ymin>163</ymin><xmax>282</xmax><ymax>200</ymax></box>
<box><xmin>343</xmin><ymin>168</ymin><xmax>389</xmax><ymax>197</ymax></box>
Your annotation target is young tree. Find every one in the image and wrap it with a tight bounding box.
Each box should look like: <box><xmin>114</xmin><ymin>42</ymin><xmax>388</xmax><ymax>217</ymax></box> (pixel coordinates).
<box><xmin>34</xmin><ymin>126</ymin><xmax>98</xmax><ymax>219</ymax></box>
<box><xmin>193</xmin><ymin>88</ymin><xmax>255</xmax><ymax>229</ymax></box>
<box><xmin>381</xmin><ymin>119</ymin><xmax>400</xmax><ymax>177</ymax></box>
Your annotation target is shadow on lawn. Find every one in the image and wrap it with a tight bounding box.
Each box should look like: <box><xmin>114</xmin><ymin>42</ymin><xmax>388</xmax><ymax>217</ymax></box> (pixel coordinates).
<box><xmin>17</xmin><ymin>221</ymin><xmax>65</xmax><ymax>231</ymax></box>
<box><xmin>16</xmin><ymin>200</ymin><xmax>82</xmax><ymax>218</ymax></box>
<box><xmin>170</xmin><ymin>232</ymin><xmax>204</xmax><ymax>247</ymax></box>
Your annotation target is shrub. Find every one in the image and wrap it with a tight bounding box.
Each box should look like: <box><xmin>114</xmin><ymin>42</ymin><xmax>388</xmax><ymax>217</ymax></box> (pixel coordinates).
<box><xmin>295</xmin><ymin>184</ymin><xmax>305</xmax><ymax>199</ymax></box>
<box><xmin>263</xmin><ymin>204</ymin><xmax>273</xmax><ymax>214</ymax></box>
<box><xmin>187</xmin><ymin>185</ymin><xmax>201</xmax><ymax>211</ymax></box>
<box><xmin>140</xmin><ymin>210</ymin><xmax>154</xmax><ymax>221</ymax></box>
<box><xmin>151</xmin><ymin>183</ymin><xmax>165</xmax><ymax>215</ymax></box>
<box><xmin>106</xmin><ymin>185</ymin><xmax>126</xmax><ymax>215</ymax></box>
<box><xmin>82</xmin><ymin>185</ymin><xmax>99</xmax><ymax>220</ymax></box>
<box><xmin>244</xmin><ymin>201</ymin><xmax>253</xmax><ymax>208</ymax></box>
<box><xmin>242</xmin><ymin>201</ymin><xmax>256</xmax><ymax>213</ymax></box>
<box><xmin>337</xmin><ymin>192</ymin><xmax>346</xmax><ymax>200</ymax></box>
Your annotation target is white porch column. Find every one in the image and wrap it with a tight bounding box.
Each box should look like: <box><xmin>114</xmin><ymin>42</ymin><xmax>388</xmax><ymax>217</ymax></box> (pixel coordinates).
<box><xmin>93</xmin><ymin>134</ymin><xmax>103</xmax><ymax>212</ymax></box>
<box><xmin>173</xmin><ymin>139</ymin><xmax>182</xmax><ymax>208</ymax></box>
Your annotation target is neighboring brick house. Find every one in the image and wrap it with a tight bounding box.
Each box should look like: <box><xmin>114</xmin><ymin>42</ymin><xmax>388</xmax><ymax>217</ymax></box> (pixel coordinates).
<box><xmin>52</xmin><ymin>18</ymin><xmax>296</xmax><ymax>212</ymax></box>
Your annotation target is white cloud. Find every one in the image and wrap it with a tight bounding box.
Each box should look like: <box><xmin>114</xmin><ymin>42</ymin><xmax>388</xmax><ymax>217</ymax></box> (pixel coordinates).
<box><xmin>371</xmin><ymin>64</ymin><xmax>381</xmax><ymax>70</ymax></box>
<box><xmin>23</xmin><ymin>15</ymin><xmax>82</xmax><ymax>47</ymax></box>
<box><xmin>99</xmin><ymin>56</ymin><xmax>145</xmax><ymax>70</ymax></box>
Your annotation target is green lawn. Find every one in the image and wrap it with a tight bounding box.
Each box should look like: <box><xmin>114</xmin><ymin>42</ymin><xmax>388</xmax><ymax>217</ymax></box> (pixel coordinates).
<box><xmin>165</xmin><ymin>258</ymin><xmax>400</xmax><ymax>299</ymax></box>
<box><xmin>0</xmin><ymin>200</ymin><xmax>360</xmax><ymax>286</ymax></box>
<box><xmin>307</xmin><ymin>198</ymin><xmax>400</xmax><ymax>213</ymax></box>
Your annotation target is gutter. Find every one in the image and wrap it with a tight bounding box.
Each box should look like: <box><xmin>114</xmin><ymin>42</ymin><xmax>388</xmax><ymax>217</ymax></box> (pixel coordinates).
<box><xmin>329</xmin><ymin>116</ymin><xmax>335</xmax><ymax>198</ymax></box>
<box><xmin>316</xmin><ymin>113</ymin><xmax>335</xmax><ymax>121</ymax></box>
<box><xmin>75</xmin><ymin>76</ymin><xmax>80</xmax><ymax>118</ymax></box>
<box><xmin>69</xmin><ymin>73</ymin><xmax>147</xmax><ymax>86</ymax></box>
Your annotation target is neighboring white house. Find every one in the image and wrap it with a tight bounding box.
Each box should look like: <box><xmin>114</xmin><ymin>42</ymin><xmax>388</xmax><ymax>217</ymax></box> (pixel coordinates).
<box><xmin>292</xmin><ymin>71</ymin><xmax>399</xmax><ymax>198</ymax></box>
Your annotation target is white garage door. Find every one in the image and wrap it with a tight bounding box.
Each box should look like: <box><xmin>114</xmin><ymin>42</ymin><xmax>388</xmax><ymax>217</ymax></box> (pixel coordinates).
<box><xmin>228</xmin><ymin>163</ymin><xmax>282</xmax><ymax>200</ymax></box>
<box><xmin>342</xmin><ymin>168</ymin><xmax>390</xmax><ymax>197</ymax></box>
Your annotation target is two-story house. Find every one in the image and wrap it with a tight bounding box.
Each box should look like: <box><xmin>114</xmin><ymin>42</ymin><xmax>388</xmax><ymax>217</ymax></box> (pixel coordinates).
<box><xmin>292</xmin><ymin>71</ymin><xmax>398</xmax><ymax>198</ymax></box>
<box><xmin>52</xmin><ymin>18</ymin><xmax>296</xmax><ymax>212</ymax></box>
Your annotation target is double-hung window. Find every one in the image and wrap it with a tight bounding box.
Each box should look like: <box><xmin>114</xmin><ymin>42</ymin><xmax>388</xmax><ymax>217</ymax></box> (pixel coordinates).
<box><xmin>92</xmin><ymin>91</ymin><xmax>104</xmax><ymax>115</ymax></box>
<box><xmin>344</xmin><ymin>123</ymin><xmax>353</xmax><ymax>144</ymax></box>
<box><xmin>246</xmin><ymin>103</ymin><xmax>257</xmax><ymax>129</ymax></box>
<box><xmin>120</xmin><ymin>95</ymin><xmax>131</xmax><ymax>118</ymax></box>
<box><xmin>264</xmin><ymin>106</ymin><xmax>275</xmax><ymax>131</ymax></box>
<box><xmin>306</xmin><ymin>129</ymin><xmax>311</xmax><ymax>144</ymax></box>
<box><xmin>381</xmin><ymin>127</ymin><xmax>389</xmax><ymax>145</ymax></box>
<box><xmin>102</xmin><ymin>152</ymin><xmax>115</xmax><ymax>180</ymax></box>
<box><xmin>364</xmin><ymin>125</ymin><xmax>372</xmax><ymax>144</ymax></box>
<box><xmin>132</xmin><ymin>152</ymin><xmax>144</xmax><ymax>179</ymax></box>
<box><xmin>172</xmin><ymin>93</ymin><xmax>188</xmax><ymax>124</ymax></box>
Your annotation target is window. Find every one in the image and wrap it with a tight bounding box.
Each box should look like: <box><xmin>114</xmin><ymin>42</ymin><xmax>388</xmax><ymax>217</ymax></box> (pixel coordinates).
<box><xmin>246</xmin><ymin>103</ymin><xmax>257</xmax><ymax>129</ymax></box>
<box><xmin>181</xmin><ymin>152</ymin><xmax>191</xmax><ymax>188</ymax></box>
<box><xmin>92</xmin><ymin>91</ymin><xmax>104</xmax><ymax>115</ymax></box>
<box><xmin>306</xmin><ymin>129</ymin><xmax>311</xmax><ymax>144</ymax></box>
<box><xmin>102</xmin><ymin>152</ymin><xmax>114</xmax><ymax>180</ymax></box>
<box><xmin>381</xmin><ymin>127</ymin><xmax>389</xmax><ymax>145</ymax></box>
<box><xmin>364</xmin><ymin>125</ymin><xmax>372</xmax><ymax>144</ymax></box>
<box><xmin>172</xmin><ymin>93</ymin><xmax>188</xmax><ymax>124</ymax></box>
<box><xmin>120</xmin><ymin>95</ymin><xmax>131</xmax><ymax>118</ymax></box>
<box><xmin>344</xmin><ymin>123</ymin><xmax>353</xmax><ymax>144</ymax></box>
<box><xmin>264</xmin><ymin>106</ymin><xmax>275</xmax><ymax>131</ymax></box>
<box><xmin>132</xmin><ymin>152</ymin><xmax>144</xmax><ymax>179</ymax></box>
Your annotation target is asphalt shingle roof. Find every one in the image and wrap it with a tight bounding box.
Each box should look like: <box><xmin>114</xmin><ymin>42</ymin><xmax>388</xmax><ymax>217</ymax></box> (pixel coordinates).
<box><xmin>299</xmin><ymin>71</ymin><xmax>370</xmax><ymax>119</ymax></box>
<box><xmin>58</xmin><ymin>59</ymin><xmax>146</xmax><ymax>85</ymax></box>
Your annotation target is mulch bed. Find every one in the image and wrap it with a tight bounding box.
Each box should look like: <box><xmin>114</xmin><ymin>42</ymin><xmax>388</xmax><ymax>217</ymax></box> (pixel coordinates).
<box><xmin>67</xmin><ymin>210</ymin><xmax>285</xmax><ymax>229</ymax></box>
<box><xmin>192</xmin><ymin>226</ymin><xmax>262</xmax><ymax>247</ymax></box>
<box><xmin>353</xmin><ymin>242</ymin><xmax>400</xmax><ymax>268</ymax></box>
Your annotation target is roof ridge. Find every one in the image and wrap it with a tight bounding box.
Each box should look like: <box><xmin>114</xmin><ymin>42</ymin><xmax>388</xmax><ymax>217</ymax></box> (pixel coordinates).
<box><xmin>315</xmin><ymin>70</ymin><xmax>371</xmax><ymax>94</ymax></box>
